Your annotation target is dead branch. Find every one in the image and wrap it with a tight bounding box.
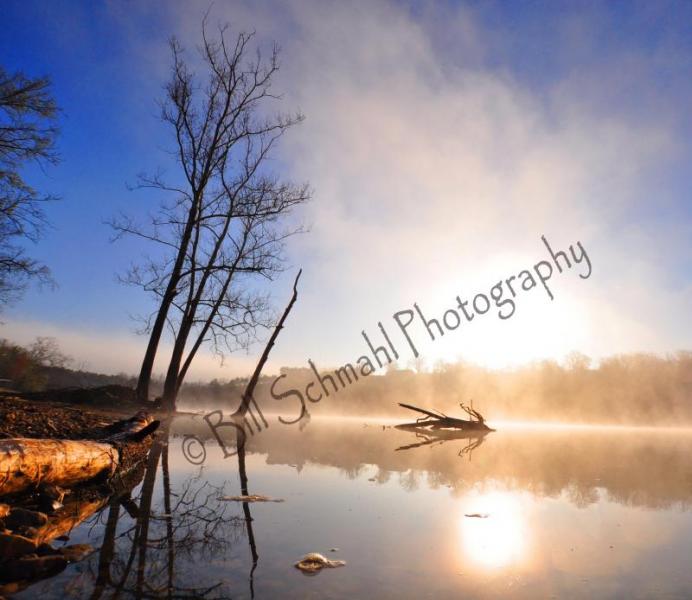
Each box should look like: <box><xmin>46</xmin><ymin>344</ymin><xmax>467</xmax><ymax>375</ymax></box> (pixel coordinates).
<box><xmin>396</xmin><ymin>402</ymin><xmax>494</xmax><ymax>432</ymax></box>
<box><xmin>234</xmin><ymin>268</ymin><xmax>302</xmax><ymax>418</ymax></box>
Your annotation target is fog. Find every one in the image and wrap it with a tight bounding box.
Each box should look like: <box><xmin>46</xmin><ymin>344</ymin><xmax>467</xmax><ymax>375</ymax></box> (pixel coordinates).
<box><xmin>177</xmin><ymin>351</ymin><xmax>692</xmax><ymax>426</ymax></box>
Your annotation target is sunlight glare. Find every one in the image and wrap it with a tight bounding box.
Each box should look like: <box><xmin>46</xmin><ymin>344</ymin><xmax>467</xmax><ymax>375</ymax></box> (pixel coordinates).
<box><xmin>459</xmin><ymin>491</ymin><xmax>529</xmax><ymax>569</ymax></box>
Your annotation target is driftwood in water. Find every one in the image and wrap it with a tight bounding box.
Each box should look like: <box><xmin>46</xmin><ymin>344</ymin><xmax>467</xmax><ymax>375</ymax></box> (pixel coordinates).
<box><xmin>396</xmin><ymin>402</ymin><xmax>494</xmax><ymax>432</ymax></box>
<box><xmin>0</xmin><ymin>411</ymin><xmax>159</xmax><ymax>497</ymax></box>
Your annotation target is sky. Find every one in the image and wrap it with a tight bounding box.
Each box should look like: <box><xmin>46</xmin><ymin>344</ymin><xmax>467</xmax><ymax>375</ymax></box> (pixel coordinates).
<box><xmin>1</xmin><ymin>0</ymin><xmax>690</xmax><ymax>380</ymax></box>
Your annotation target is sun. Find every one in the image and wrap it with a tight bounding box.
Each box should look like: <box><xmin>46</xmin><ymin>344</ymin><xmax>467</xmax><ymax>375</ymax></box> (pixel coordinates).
<box><xmin>418</xmin><ymin>284</ymin><xmax>591</xmax><ymax>370</ymax></box>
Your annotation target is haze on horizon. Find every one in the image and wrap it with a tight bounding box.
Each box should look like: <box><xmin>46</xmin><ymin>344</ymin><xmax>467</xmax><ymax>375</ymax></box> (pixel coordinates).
<box><xmin>1</xmin><ymin>1</ymin><xmax>690</xmax><ymax>381</ymax></box>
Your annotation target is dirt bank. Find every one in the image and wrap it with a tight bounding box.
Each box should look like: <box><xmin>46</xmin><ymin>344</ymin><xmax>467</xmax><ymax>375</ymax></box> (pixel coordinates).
<box><xmin>0</xmin><ymin>385</ymin><xmax>159</xmax><ymax>440</ymax></box>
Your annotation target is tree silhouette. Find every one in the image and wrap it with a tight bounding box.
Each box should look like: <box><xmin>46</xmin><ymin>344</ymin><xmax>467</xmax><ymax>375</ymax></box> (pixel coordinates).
<box><xmin>0</xmin><ymin>65</ymin><xmax>58</xmax><ymax>305</ymax></box>
<box><xmin>112</xmin><ymin>21</ymin><xmax>308</xmax><ymax>408</ymax></box>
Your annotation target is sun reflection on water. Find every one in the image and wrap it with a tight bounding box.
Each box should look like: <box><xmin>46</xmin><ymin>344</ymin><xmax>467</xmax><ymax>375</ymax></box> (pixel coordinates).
<box><xmin>459</xmin><ymin>491</ymin><xmax>530</xmax><ymax>570</ymax></box>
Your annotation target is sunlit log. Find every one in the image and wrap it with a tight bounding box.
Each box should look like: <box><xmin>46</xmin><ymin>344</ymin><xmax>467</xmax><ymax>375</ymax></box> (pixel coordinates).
<box><xmin>0</xmin><ymin>411</ymin><xmax>157</xmax><ymax>496</ymax></box>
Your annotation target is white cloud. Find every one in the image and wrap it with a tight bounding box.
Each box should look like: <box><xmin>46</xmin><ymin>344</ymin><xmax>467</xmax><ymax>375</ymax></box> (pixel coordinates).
<box><xmin>247</xmin><ymin>1</ymin><xmax>690</xmax><ymax>367</ymax></box>
<box><xmin>7</xmin><ymin>1</ymin><xmax>689</xmax><ymax>376</ymax></box>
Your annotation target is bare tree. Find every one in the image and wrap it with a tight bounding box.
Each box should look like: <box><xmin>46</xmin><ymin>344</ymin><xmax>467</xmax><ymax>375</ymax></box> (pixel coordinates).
<box><xmin>112</xmin><ymin>23</ymin><xmax>309</xmax><ymax>408</ymax></box>
<box><xmin>28</xmin><ymin>336</ymin><xmax>70</xmax><ymax>368</ymax></box>
<box><xmin>0</xmin><ymin>66</ymin><xmax>58</xmax><ymax>305</ymax></box>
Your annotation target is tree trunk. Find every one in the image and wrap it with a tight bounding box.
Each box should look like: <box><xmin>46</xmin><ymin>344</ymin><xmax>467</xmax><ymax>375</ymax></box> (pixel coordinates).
<box><xmin>234</xmin><ymin>269</ymin><xmax>302</xmax><ymax>418</ymax></box>
<box><xmin>161</xmin><ymin>319</ymin><xmax>193</xmax><ymax>410</ymax></box>
<box><xmin>135</xmin><ymin>318</ymin><xmax>164</xmax><ymax>403</ymax></box>
<box><xmin>135</xmin><ymin>285</ymin><xmax>179</xmax><ymax>403</ymax></box>
<box><xmin>0</xmin><ymin>412</ymin><xmax>158</xmax><ymax>496</ymax></box>
<box><xmin>135</xmin><ymin>194</ymin><xmax>201</xmax><ymax>403</ymax></box>
<box><xmin>396</xmin><ymin>403</ymin><xmax>494</xmax><ymax>432</ymax></box>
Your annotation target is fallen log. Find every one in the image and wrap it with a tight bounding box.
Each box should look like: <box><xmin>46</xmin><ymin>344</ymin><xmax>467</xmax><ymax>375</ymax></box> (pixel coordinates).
<box><xmin>0</xmin><ymin>411</ymin><xmax>159</xmax><ymax>497</ymax></box>
<box><xmin>396</xmin><ymin>402</ymin><xmax>494</xmax><ymax>432</ymax></box>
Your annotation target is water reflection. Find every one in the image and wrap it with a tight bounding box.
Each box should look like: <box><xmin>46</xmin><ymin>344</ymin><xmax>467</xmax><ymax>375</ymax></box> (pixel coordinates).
<box><xmin>175</xmin><ymin>416</ymin><xmax>692</xmax><ymax>510</ymax></box>
<box><xmin>395</xmin><ymin>429</ymin><xmax>489</xmax><ymax>455</ymax></box>
<box><xmin>13</xmin><ymin>416</ymin><xmax>692</xmax><ymax>599</ymax></box>
<box><xmin>459</xmin><ymin>491</ymin><xmax>529</xmax><ymax>570</ymax></box>
<box><xmin>87</xmin><ymin>422</ymin><xmax>244</xmax><ymax>599</ymax></box>
<box><xmin>236</xmin><ymin>428</ymin><xmax>259</xmax><ymax>598</ymax></box>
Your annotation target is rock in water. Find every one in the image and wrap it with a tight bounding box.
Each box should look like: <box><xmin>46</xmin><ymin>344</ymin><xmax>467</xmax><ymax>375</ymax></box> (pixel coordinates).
<box><xmin>37</xmin><ymin>498</ymin><xmax>63</xmax><ymax>514</ymax></box>
<box><xmin>295</xmin><ymin>553</ymin><xmax>346</xmax><ymax>574</ymax></box>
<box><xmin>0</xmin><ymin>555</ymin><xmax>67</xmax><ymax>582</ymax></box>
<box><xmin>16</xmin><ymin>526</ymin><xmax>38</xmax><ymax>539</ymax></box>
<box><xmin>36</xmin><ymin>543</ymin><xmax>57</xmax><ymax>556</ymax></box>
<box><xmin>5</xmin><ymin>508</ymin><xmax>48</xmax><ymax>530</ymax></box>
<box><xmin>0</xmin><ymin>533</ymin><xmax>36</xmax><ymax>562</ymax></box>
<box><xmin>59</xmin><ymin>544</ymin><xmax>93</xmax><ymax>563</ymax></box>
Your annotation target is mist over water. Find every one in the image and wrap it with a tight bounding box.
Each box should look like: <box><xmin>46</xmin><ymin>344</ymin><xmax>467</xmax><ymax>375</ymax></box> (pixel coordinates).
<box><xmin>17</xmin><ymin>416</ymin><xmax>692</xmax><ymax>599</ymax></box>
<box><xmin>177</xmin><ymin>351</ymin><xmax>692</xmax><ymax>427</ymax></box>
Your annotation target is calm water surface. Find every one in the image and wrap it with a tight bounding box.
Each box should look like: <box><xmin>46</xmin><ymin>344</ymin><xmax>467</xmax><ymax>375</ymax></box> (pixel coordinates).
<box><xmin>16</xmin><ymin>416</ymin><xmax>692</xmax><ymax>599</ymax></box>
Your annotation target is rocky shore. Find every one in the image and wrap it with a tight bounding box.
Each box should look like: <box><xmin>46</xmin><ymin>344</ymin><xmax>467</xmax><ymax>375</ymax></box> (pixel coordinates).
<box><xmin>0</xmin><ymin>388</ymin><xmax>161</xmax><ymax>597</ymax></box>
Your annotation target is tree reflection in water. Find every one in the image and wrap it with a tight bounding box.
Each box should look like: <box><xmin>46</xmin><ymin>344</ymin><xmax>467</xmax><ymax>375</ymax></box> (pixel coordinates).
<box><xmin>236</xmin><ymin>427</ymin><xmax>259</xmax><ymax>599</ymax></box>
<box><xmin>83</xmin><ymin>420</ymin><xmax>251</xmax><ymax>600</ymax></box>
<box><xmin>16</xmin><ymin>415</ymin><xmax>692</xmax><ymax>599</ymax></box>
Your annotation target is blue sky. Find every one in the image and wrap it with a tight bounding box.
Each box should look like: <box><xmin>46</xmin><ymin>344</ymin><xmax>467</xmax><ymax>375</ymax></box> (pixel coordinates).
<box><xmin>1</xmin><ymin>1</ymin><xmax>690</xmax><ymax>378</ymax></box>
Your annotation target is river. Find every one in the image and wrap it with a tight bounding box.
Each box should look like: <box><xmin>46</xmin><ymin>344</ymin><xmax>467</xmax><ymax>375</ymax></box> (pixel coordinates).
<box><xmin>15</xmin><ymin>416</ymin><xmax>692</xmax><ymax>599</ymax></box>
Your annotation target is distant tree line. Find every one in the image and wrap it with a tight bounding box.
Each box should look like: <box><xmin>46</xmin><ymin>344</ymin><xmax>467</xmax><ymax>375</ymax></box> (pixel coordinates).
<box><xmin>2</xmin><ymin>337</ymin><xmax>690</xmax><ymax>425</ymax></box>
<box><xmin>0</xmin><ymin>337</ymin><xmax>268</xmax><ymax>403</ymax></box>
<box><xmin>0</xmin><ymin>337</ymin><xmax>136</xmax><ymax>392</ymax></box>
<box><xmin>250</xmin><ymin>351</ymin><xmax>692</xmax><ymax>426</ymax></box>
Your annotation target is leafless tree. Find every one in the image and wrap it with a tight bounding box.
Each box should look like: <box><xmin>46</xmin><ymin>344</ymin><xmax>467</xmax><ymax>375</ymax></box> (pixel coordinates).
<box><xmin>0</xmin><ymin>66</ymin><xmax>58</xmax><ymax>305</ymax></box>
<box><xmin>111</xmin><ymin>23</ymin><xmax>309</xmax><ymax>408</ymax></box>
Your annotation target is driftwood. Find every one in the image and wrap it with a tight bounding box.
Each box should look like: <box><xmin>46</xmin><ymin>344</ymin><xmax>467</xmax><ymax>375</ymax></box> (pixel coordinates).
<box><xmin>0</xmin><ymin>411</ymin><xmax>159</xmax><ymax>497</ymax></box>
<box><xmin>396</xmin><ymin>402</ymin><xmax>494</xmax><ymax>432</ymax></box>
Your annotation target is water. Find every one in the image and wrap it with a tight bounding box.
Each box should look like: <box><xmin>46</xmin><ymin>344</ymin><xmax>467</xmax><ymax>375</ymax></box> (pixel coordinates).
<box><xmin>14</xmin><ymin>416</ymin><xmax>692</xmax><ymax>599</ymax></box>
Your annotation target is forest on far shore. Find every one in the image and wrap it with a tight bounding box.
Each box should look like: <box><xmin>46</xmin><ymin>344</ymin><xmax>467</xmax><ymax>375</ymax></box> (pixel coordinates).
<box><xmin>1</xmin><ymin>337</ymin><xmax>690</xmax><ymax>426</ymax></box>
